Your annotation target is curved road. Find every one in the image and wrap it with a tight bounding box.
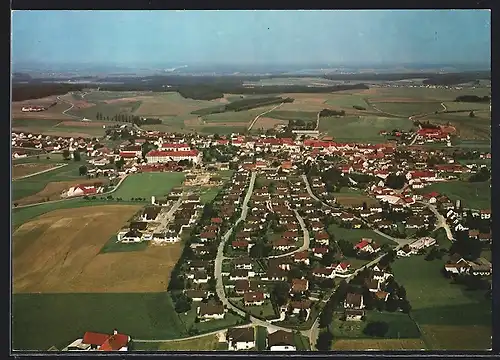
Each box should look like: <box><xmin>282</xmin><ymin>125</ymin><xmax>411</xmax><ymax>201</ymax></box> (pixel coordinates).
<box><xmin>13</xmin><ymin>163</ymin><xmax>68</xmax><ymax>181</ymax></box>
<box><xmin>300</xmin><ymin>175</ymin><xmax>409</xmax><ymax>246</ymax></box>
<box><xmin>56</xmin><ymin>94</ymin><xmax>80</xmax><ymax>119</ymax></box>
<box><xmin>268</xmin><ymin>209</ymin><xmax>310</xmax><ymax>259</ymax></box>
<box><xmin>418</xmin><ymin>201</ymin><xmax>453</xmax><ymax>240</ymax></box>
<box><xmin>247</xmin><ymin>103</ymin><xmax>284</xmax><ymax>131</ymax></box>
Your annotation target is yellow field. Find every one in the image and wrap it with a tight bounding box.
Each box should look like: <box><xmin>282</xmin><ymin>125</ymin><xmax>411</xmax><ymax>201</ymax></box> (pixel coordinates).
<box><xmin>13</xmin><ymin>205</ymin><xmax>183</xmax><ymax>293</ymax></box>
<box><xmin>332</xmin><ymin>338</ymin><xmax>427</xmax><ymax>351</ymax></box>
<box><xmin>155</xmin><ymin>335</ymin><xmax>220</xmax><ymax>351</ymax></box>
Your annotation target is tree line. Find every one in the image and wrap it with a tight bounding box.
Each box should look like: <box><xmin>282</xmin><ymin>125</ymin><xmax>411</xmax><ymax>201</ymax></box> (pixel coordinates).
<box><xmin>454</xmin><ymin>95</ymin><xmax>490</xmax><ymax>103</ymax></box>
<box><xmin>12</xmin><ymin>83</ymin><xmax>86</xmax><ymax>101</ymax></box>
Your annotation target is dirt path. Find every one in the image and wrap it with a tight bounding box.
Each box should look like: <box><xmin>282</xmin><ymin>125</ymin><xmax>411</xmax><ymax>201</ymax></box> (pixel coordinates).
<box><xmin>247</xmin><ymin>103</ymin><xmax>284</xmax><ymax>131</ymax></box>
<box><xmin>13</xmin><ymin>163</ymin><xmax>68</xmax><ymax>181</ymax></box>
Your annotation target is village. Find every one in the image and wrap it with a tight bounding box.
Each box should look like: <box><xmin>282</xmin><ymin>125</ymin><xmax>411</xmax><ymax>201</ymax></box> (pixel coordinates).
<box><xmin>11</xmin><ymin>112</ymin><xmax>492</xmax><ymax>352</ymax></box>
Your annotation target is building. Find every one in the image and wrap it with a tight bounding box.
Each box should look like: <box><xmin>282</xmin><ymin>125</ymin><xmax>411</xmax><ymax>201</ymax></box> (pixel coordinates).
<box><xmin>267</xmin><ymin>330</ymin><xmax>296</xmax><ymax>351</ymax></box>
<box><xmin>145</xmin><ymin>149</ymin><xmax>202</xmax><ymax>164</ymax></box>
<box><xmin>63</xmin><ymin>330</ymin><xmax>130</xmax><ymax>351</ymax></box>
<box><xmin>226</xmin><ymin>327</ymin><xmax>256</xmax><ymax>351</ymax></box>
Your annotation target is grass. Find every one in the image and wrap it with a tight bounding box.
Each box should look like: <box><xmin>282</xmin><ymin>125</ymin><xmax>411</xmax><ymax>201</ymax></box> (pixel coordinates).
<box><xmin>232</xmin><ymin>299</ymin><xmax>277</xmax><ymax>319</ymax></box>
<box><xmin>12</xmin><ymin>160</ymin><xmax>86</xmax><ymax>200</ymax></box>
<box><xmin>112</xmin><ymin>172</ymin><xmax>185</xmax><ymax>200</ymax></box>
<box><xmin>266</xmin><ymin>110</ymin><xmax>318</xmax><ymax>122</ymax></box>
<box><xmin>324</xmin><ymin>94</ymin><xmax>372</xmax><ymax>109</ymax></box>
<box><xmin>420</xmin><ymin>180</ymin><xmax>491</xmax><ymax>210</ymax></box>
<box><xmin>327</xmin><ymin>223</ymin><xmax>397</xmax><ymax>246</ymax></box>
<box><xmin>12</xmin><ymin>118</ymin><xmax>63</xmax><ymax>128</ymax></box>
<box><xmin>133</xmin><ymin>334</ymin><xmax>221</xmax><ymax>351</ymax></box>
<box><xmin>99</xmin><ymin>235</ymin><xmax>150</xmax><ymax>254</ymax></box>
<box><xmin>202</xmin><ymin>106</ymin><xmax>275</xmax><ymax>124</ymax></box>
<box><xmin>442</xmin><ymin>102</ymin><xmax>490</xmax><ymax>112</ymax></box>
<box><xmin>392</xmin><ymin>256</ymin><xmax>491</xmax><ymax>329</ymax></box>
<box><xmin>370</xmin><ymin>102</ymin><xmax>443</xmax><ymax>117</ymax></box>
<box><xmin>332</xmin><ymin>338</ymin><xmax>427</xmax><ymax>350</ymax></box>
<box><xmin>198</xmin><ymin>126</ymin><xmax>248</xmax><ymax>135</ymax></box>
<box><xmin>419</xmin><ymin>324</ymin><xmax>491</xmax><ymax>350</ymax></box>
<box><xmin>293</xmin><ymin>332</ymin><xmax>311</xmax><ymax>350</ymax></box>
<box><xmin>12</xmin><ymin>292</ymin><xmax>186</xmax><ymax>350</ymax></box>
<box><xmin>68</xmin><ymin>101</ymin><xmax>142</xmax><ymax>120</ymax></box>
<box><xmin>256</xmin><ymin>326</ymin><xmax>267</xmax><ymax>350</ymax></box>
<box><xmin>200</xmin><ymin>187</ymin><xmax>223</xmax><ymax>204</ymax></box>
<box><xmin>318</xmin><ymin>116</ymin><xmax>414</xmax><ymax>143</ymax></box>
<box><xmin>329</xmin><ymin>311</ymin><xmax>421</xmax><ymax>339</ymax></box>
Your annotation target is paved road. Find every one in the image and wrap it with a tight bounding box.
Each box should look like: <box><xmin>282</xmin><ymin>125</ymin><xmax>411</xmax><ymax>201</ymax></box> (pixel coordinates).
<box><xmin>268</xmin><ymin>209</ymin><xmax>310</xmax><ymax>259</ymax></box>
<box><xmin>314</xmin><ymin>111</ymin><xmax>320</xmax><ymax>131</ymax></box>
<box><xmin>247</xmin><ymin>103</ymin><xmax>284</xmax><ymax>131</ymax></box>
<box><xmin>13</xmin><ymin>163</ymin><xmax>67</xmax><ymax>181</ymax></box>
<box><xmin>215</xmin><ymin>172</ymin><xmax>256</xmax><ymax>318</ymax></box>
<box><xmin>301</xmin><ymin>175</ymin><xmax>408</xmax><ymax>246</ymax></box>
<box><xmin>13</xmin><ymin>174</ymin><xmax>129</xmax><ymax>209</ymax></box>
<box><xmin>418</xmin><ymin>201</ymin><xmax>454</xmax><ymax>240</ymax></box>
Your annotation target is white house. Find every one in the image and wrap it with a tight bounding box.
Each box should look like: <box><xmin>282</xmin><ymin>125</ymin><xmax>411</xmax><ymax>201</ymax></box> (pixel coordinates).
<box><xmin>227</xmin><ymin>328</ymin><xmax>256</xmax><ymax>351</ymax></box>
<box><xmin>145</xmin><ymin>149</ymin><xmax>202</xmax><ymax>164</ymax></box>
<box><xmin>267</xmin><ymin>330</ymin><xmax>296</xmax><ymax>351</ymax></box>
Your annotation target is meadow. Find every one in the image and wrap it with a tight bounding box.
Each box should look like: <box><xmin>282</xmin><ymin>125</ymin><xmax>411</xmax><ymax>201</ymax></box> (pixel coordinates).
<box><xmin>133</xmin><ymin>334</ymin><xmax>222</xmax><ymax>351</ymax></box>
<box><xmin>419</xmin><ymin>180</ymin><xmax>491</xmax><ymax>210</ymax></box>
<box><xmin>318</xmin><ymin>116</ymin><xmax>414</xmax><ymax>142</ymax></box>
<box><xmin>391</xmin><ymin>256</ymin><xmax>491</xmax><ymax>349</ymax></box>
<box><xmin>327</xmin><ymin>223</ymin><xmax>396</xmax><ymax>246</ymax></box>
<box><xmin>332</xmin><ymin>338</ymin><xmax>426</xmax><ymax>350</ymax></box>
<box><xmin>369</xmin><ymin>101</ymin><xmax>444</xmax><ymax>117</ymax></box>
<box><xmin>112</xmin><ymin>172</ymin><xmax>185</xmax><ymax>200</ymax></box>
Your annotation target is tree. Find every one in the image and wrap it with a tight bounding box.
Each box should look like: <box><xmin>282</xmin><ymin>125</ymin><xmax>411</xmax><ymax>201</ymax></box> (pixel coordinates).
<box><xmin>363</xmin><ymin>321</ymin><xmax>389</xmax><ymax>337</ymax></box>
<box><xmin>316</xmin><ymin>331</ymin><xmax>334</xmax><ymax>351</ymax></box>
<box><xmin>79</xmin><ymin>165</ymin><xmax>88</xmax><ymax>176</ymax></box>
<box><xmin>272</xmin><ymin>282</ymin><xmax>291</xmax><ymax>307</ymax></box>
<box><xmin>385</xmin><ymin>173</ymin><xmax>406</xmax><ymax>190</ymax></box>
<box><xmin>319</xmin><ymin>305</ymin><xmax>333</xmax><ymax>328</ymax></box>
<box><xmin>469</xmin><ymin>111</ymin><xmax>475</xmax><ymax>118</ymax></box>
<box><xmin>398</xmin><ymin>285</ymin><xmax>407</xmax><ymax>300</ymax></box>
<box><xmin>399</xmin><ymin>299</ymin><xmax>411</xmax><ymax>314</ymax></box>
<box><xmin>115</xmin><ymin>157</ymin><xmax>125</xmax><ymax>170</ymax></box>
<box><xmin>73</xmin><ymin>150</ymin><xmax>81</xmax><ymax>162</ymax></box>
<box><xmin>385</xmin><ymin>296</ymin><xmax>399</xmax><ymax>312</ymax></box>
<box><xmin>62</xmin><ymin>149</ymin><xmax>71</xmax><ymax>160</ymax></box>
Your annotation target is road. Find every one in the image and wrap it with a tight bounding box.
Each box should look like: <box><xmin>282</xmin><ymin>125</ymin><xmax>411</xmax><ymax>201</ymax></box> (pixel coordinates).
<box><xmin>418</xmin><ymin>201</ymin><xmax>454</xmax><ymax>240</ymax></box>
<box><xmin>247</xmin><ymin>103</ymin><xmax>284</xmax><ymax>131</ymax></box>
<box><xmin>13</xmin><ymin>174</ymin><xmax>129</xmax><ymax>209</ymax></box>
<box><xmin>215</xmin><ymin>172</ymin><xmax>256</xmax><ymax>318</ymax></box>
<box><xmin>314</xmin><ymin>112</ymin><xmax>320</xmax><ymax>131</ymax></box>
<box><xmin>301</xmin><ymin>175</ymin><xmax>408</xmax><ymax>246</ymax></box>
<box><xmin>268</xmin><ymin>209</ymin><xmax>310</xmax><ymax>259</ymax></box>
<box><xmin>13</xmin><ymin>163</ymin><xmax>68</xmax><ymax>181</ymax></box>
<box><xmin>56</xmin><ymin>94</ymin><xmax>80</xmax><ymax>119</ymax></box>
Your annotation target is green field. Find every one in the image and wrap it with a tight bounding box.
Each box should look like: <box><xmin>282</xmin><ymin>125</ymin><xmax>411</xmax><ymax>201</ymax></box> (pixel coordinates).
<box><xmin>133</xmin><ymin>334</ymin><xmax>222</xmax><ymax>351</ymax></box>
<box><xmin>365</xmin><ymin>87</ymin><xmax>491</xmax><ymax>102</ymax></box>
<box><xmin>12</xmin><ymin>292</ymin><xmax>186</xmax><ymax>350</ymax></box>
<box><xmin>112</xmin><ymin>172</ymin><xmax>185</xmax><ymax>200</ymax></box>
<box><xmin>202</xmin><ymin>105</ymin><xmax>276</xmax><ymax>124</ymax></box>
<box><xmin>200</xmin><ymin>187</ymin><xmax>223</xmax><ymax>204</ymax></box>
<box><xmin>68</xmin><ymin>101</ymin><xmax>142</xmax><ymax>120</ymax></box>
<box><xmin>392</xmin><ymin>256</ymin><xmax>491</xmax><ymax>349</ymax></box>
<box><xmin>293</xmin><ymin>332</ymin><xmax>311</xmax><ymax>350</ymax></box>
<box><xmin>266</xmin><ymin>110</ymin><xmax>318</xmax><ymax>122</ymax></box>
<box><xmin>256</xmin><ymin>326</ymin><xmax>267</xmax><ymax>350</ymax></box>
<box><xmin>324</xmin><ymin>94</ymin><xmax>372</xmax><ymax>109</ymax></box>
<box><xmin>370</xmin><ymin>102</ymin><xmax>443</xmax><ymax>117</ymax></box>
<box><xmin>12</xmin><ymin>118</ymin><xmax>63</xmax><ymax>128</ymax></box>
<box><xmin>327</xmin><ymin>223</ymin><xmax>397</xmax><ymax>246</ymax></box>
<box><xmin>420</xmin><ymin>181</ymin><xmax>490</xmax><ymax>210</ymax></box>
<box><xmin>442</xmin><ymin>102</ymin><xmax>490</xmax><ymax>112</ymax></box>
<box><xmin>318</xmin><ymin>116</ymin><xmax>414</xmax><ymax>142</ymax></box>
<box><xmin>12</xmin><ymin>160</ymin><xmax>83</xmax><ymax>200</ymax></box>
<box><xmin>330</xmin><ymin>311</ymin><xmax>421</xmax><ymax>339</ymax></box>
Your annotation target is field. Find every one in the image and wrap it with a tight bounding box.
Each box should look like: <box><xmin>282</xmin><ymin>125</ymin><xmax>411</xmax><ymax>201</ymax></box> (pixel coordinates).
<box><xmin>392</xmin><ymin>256</ymin><xmax>491</xmax><ymax>349</ymax></box>
<box><xmin>12</xmin><ymin>163</ymin><xmax>60</xmax><ymax>180</ymax></box>
<box><xmin>252</xmin><ymin>117</ymin><xmax>288</xmax><ymax>130</ymax></box>
<box><xmin>112</xmin><ymin>172</ymin><xmax>185</xmax><ymax>200</ymax></box>
<box><xmin>12</xmin><ymin>292</ymin><xmax>186</xmax><ymax>350</ymax></box>
<box><xmin>333</xmin><ymin>189</ymin><xmax>381</xmax><ymax>208</ymax></box>
<box><xmin>265</xmin><ymin>110</ymin><xmax>318</xmax><ymax>122</ymax></box>
<box><xmin>332</xmin><ymin>338</ymin><xmax>426</xmax><ymax>350</ymax></box>
<box><xmin>418</xmin><ymin>180</ymin><xmax>490</xmax><ymax>210</ymax></box>
<box><xmin>369</xmin><ymin>101</ymin><xmax>443</xmax><ymax>117</ymax></box>
<box><xmin>442</xmin><ymin>101</ymin><xmax>490</xmax><ymax>112</ymax></box>
<box><xmin>330</xmin><ymin>311</ymin><xmax>421</xmax><ymax>339</ymax></box>
<box><xmin>13</xmin><ymin>160</ymin><xmax>85</xmax><ymax>201</ymax></box>
<box><xmin>13</xmin><ymin>205</ymin><xmax>183</xmax><ymax>293</ymax></box>
<box><xmin>327</xmin><ymin>223</ymin><xmax>397</xmax><ymax>246</ymax></box>
<box><xmin>133</xmin><ymin>334</ymin><xmax>221</xmax><ymax>351</ymax></box>
<box><xmin>318</xmin><ymin>116</ymin><xmax>414</xmax><ymax>142</ymax></box>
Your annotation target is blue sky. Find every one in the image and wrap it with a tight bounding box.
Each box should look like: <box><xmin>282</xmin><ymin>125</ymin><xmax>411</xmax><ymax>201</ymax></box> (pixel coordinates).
<box><xmin>11</xmin><ymin>10</ymin><xmax>491</xmax><ymax>66</ymax></box>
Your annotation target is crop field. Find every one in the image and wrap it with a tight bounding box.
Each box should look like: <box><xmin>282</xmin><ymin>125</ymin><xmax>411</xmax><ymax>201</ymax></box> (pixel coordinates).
<box><xmin>391</xmin><ymin>256</ymin><xmax>491</xmax><ymax>349</ymax></box>
<box><xmin>12</xmin><ymin>163</ymin><xmax>60</xmax><ymax>180</ymax></box>
<box><xmin>334</xmin><ymin>191</ymin><xmax>381</xmax><ymax>208</ymax></box>
<box><xmin>369</xmin><ymin>101</ymin><xmax>444</xmax><ymax>117</ymax></box>
<box><xmin>13</xmin><ymin>205</ymin><xmax>183</xmax><ymax>293</ymax></box>
<box><xmin>198</xmin><ymin>125</ymin><xmax>248</xmax><ymax>135</ymax></box>
<box><xmin>112</xmin><ymin>172</ymin><xmax>185</xmax><ymax>200</ymax></box>
<box><xmin>12</xmin><ymin>292</ymin><xmax>186</xmax><ymax>350</ymax></box>
<box><xmin>332</xmin><ymin>338</ymin><xmax>427</xmax><ymax>350</ymax></box>
<box><xmin>318</xmin><ymin>116</ymin><xmax>414</xmax><ymax>142</ymax></box>
<box><xmin>419</xmin><ymin>180</ymin><xmax>490</xmax><ymax>210</ymax></box>
<box><xmin>323</xmin><ymin>93</ymin><xmax>373</xmax><ymax>110</ymax></box>
<box><xmin>201</xmin><ymin>105</ymin><xmax>277</xmax><ymax>124</ymax></box>
<box><xmin>359</xmin><ymin>87</ymin><xmax>491</xmax><ymax>102</ymax></box>
<box><xmin>419</xmin><ymin>324</ymin><xmax>492</xmax><ymax>350</ymax></box>
<box><xmin>133</xmin><ymin>334</ymin><xmax>221</xmax><ymax>351</ymax></box>
<box><xmin>252</xmin><ymin>117</ymin><xmax>288</xmax><ymax>130</ymax></box>
<box><xmin>11</xmin><ymin>96</ymin><xmax>73</xmax><ymax>120</ymax></box>
<box><xmin>327</xmin><ymin>223</ymin><xmax>396</xmax><ymax>246</ymax></box>
<box><xmin>442</xmin><ymin>101</ymin><xmax>490</xmax><ymax>112</ymax></box>
<box><xmin>265</xmin><ymin>110</ymin><xmax>318</xmax><ymax>122</ymax></box>
<box><xmin>13</xmin><ymin>161</ymin><xmax>84</xmax><ymax>201</ymax></box>
<box><xmin>422</xmin><ymin>112</ymin><xmax>491</xmax><ymax>141</ymax></box>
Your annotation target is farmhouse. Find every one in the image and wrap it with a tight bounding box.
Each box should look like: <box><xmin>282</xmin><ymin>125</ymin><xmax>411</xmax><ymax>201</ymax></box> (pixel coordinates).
<box><xmin>63</xmin><ymin>330</ymin><xmax>131</xmax><ymax>351</ymax></box>
<box><xmin>409</xmin><ymin>237</ymin><xmax>436</xmax><ymax>252</ymax></box>
<box><xmin>345</xmin><ymin>309</ymin><xmax>365</xmax><ymax>322</ymax></box>
<box><xmin>227</xmin><ymin>327</ymin><xmax>256</xmax><ymax>351</ymax></box>
<box><xmin>244</xmin><ymin>291</ymin><xmax>265</xmax><ymax>306</ymax></box>
<box><xmin>344</xmin><ymin>293</ymin><xmax>364</xmax><ymax>309</ymax></box>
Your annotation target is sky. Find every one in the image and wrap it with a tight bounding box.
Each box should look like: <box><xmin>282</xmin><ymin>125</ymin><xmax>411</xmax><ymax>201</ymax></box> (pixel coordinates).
<box><xmin>11</xmin><ymin>10</ymin><xmax>491</xmax><ymax>67</ymax></box>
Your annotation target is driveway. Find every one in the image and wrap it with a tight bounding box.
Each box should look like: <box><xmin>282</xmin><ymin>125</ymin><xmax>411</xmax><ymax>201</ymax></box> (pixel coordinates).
<box><xmin>267</xmin><ymin>209</ymin><xmax>310</xmax><ymax>259</ymax></box>
<box><xmin>418</xmin><ymin>201</ymin><xmax>454</xmax><ymax>240</ymax></box>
